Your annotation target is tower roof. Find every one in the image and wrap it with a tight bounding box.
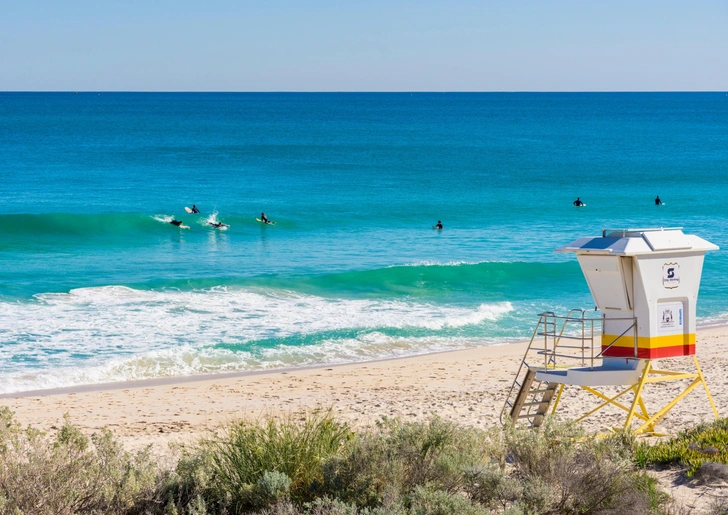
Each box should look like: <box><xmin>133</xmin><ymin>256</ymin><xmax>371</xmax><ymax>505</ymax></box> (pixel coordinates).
<box><xmin>556</xmin><ymin>228</ymin><xmax>718</xmax><ymax>256</ymax></box>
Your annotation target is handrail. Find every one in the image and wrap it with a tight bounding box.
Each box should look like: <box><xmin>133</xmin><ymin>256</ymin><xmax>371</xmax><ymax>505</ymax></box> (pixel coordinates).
<box><xmin>499</xmin><ymin>314</ymin><xmax>548</xmax><ymax>425</ymax></box>
<box><xmin>500</xmin><ymin>309</ymin><xmax>638</xmax><ymax>426</ymax></box>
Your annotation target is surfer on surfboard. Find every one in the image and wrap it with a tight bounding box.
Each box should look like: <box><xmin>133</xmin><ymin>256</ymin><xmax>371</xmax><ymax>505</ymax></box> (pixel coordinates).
<box><xmin>655</xmin><ymin>195</ymin><xmax>663</xmax><ymax>206</ymax></box>
<box><xmin>433</xmin><ymin>220</ymin><xmax>443</xmax><ymax>229</ymax></box>
<box><xmin>209</xmin><ymin>221</ymin><xmax>229</xmax><ymax>229</ymax></box>
<box><xmin>257</xmin><ymin>212</ymin><xmax>276</xmax><ymax>225</ymax></box>
<box><xmin>191</xmin><ymin>205</ymin><xmax>200</xmax><ymax>213</ymax></box>
<box><xmin>169</xmin><ymin>219</ymin><xmax>189</xmax><ymax>229</ymax></box>
<box><xmin>573</xmin><ymin>197</ymin><xmax>585</xmax><ymax>207</ymax></box>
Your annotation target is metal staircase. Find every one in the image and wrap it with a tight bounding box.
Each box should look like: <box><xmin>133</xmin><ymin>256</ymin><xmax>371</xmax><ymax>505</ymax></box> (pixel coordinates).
<box><xmin>500</xmin><ymin>310</ymin><xmax>599</xmax><ymax>427</ymax></box>
<box><xmin>507</xmin><ymin>369</ymin><xmax>559</xmax><ymax>428</ymax></box>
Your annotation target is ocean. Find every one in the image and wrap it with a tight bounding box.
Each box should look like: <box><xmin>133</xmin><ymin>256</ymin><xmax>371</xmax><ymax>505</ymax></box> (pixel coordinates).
<box><xmin>1</xmin><ymin>92</ymin><xmax>726</xmax><ymax>394</ymax></box>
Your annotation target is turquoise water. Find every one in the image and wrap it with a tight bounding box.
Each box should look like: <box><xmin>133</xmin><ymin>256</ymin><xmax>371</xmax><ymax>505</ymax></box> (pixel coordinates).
<box><xmin>1</xmin><ymin>92</ymin><xmax>726</xmax><ymax>393</ymax></box>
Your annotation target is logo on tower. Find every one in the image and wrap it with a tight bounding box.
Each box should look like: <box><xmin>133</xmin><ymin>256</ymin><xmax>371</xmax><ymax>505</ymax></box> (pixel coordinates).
<box><xmin>662</xmin><ymin>263</ymin><xmax>680</xmax><ymax>288</ymax></box>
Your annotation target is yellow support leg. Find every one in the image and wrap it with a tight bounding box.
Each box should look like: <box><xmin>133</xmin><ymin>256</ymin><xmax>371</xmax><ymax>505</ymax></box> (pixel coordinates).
<box><xmin>636</xmin><ymin>392</ymin><xmax>655</xmax><ymax>433</ymax></box>
<box><xmin>635</xmin><ymin>378</ymin><xmax>703</xmax><ymax>434</ymax></box>
<box><xmin>625</xmin><ymin>361</ymin><xmax>652</xmax><ymax>430</ymax></box>
<box><xmin>693</xmin><ymin>356</ymin><xmax>719</xmax><ymax>419</ymax></box>
<box><xmin>551</xmin><ymin>384</ymin><xmax>565</xmax><ymax>415</ymax></box>
<box><xmin>530</xmin><ymin>356</ymin><xmax>718</xmax><ymax>435</ymax></box>
<box><xmin>575</xmin><ymin>386</ymin><xmax>647</xmax><ymax>424</ymax></box>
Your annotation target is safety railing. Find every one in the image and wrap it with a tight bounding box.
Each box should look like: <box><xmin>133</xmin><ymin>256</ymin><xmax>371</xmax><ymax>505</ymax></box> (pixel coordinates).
<box><xmin>499</xmin><ymin>310</ymin><xmax>637</xmax><ymax>425</ymax></box>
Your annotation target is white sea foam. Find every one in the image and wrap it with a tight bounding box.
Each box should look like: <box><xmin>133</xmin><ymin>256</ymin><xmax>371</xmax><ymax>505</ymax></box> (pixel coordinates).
<box><xmin>397</xmin><ymin>260</ymin><xmax>481</xmax><ymax>267</ymax></box>
<box><xmin>0</xmin><ymin>286</ymin><xmax>513</xmax><ymax>393</ymax></box>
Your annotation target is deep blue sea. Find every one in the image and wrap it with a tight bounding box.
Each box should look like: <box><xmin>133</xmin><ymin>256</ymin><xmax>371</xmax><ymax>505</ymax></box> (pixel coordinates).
<box><xmin>1</xmin><ymin>92</ymin><xmax>726</xmax><ymax>393</ymax></box>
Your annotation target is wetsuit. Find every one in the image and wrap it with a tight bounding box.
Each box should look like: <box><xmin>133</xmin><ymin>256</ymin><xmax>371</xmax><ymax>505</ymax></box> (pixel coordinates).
<box><xmin>170</xmin><ymin>220</ymin><xmax>183</xmax><ymax>227</ymax></box>
<box><xmin>435</xmin><ymin>222</ymin><xmax>443</xmax><ymax>229</ymax></box>
<box><xmin>573</xmin><ymin>199</ymin><xmax>583</xmax><ymax>206</ymax></box>
<box><xmin>192</xmin><ymin>206</ymin><xmax>200</xmax><ymax>213</ymax></box>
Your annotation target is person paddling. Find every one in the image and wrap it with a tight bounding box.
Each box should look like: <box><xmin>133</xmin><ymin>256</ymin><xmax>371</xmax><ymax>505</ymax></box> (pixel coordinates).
<box><xmin>169</xmin><ymin>219</ymin><xmax>190</xmax><ymax>229</ymax></box>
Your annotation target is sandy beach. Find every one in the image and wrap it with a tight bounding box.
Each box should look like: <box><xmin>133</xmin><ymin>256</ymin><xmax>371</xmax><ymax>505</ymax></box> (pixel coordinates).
<box><xmin>2</xmin><ymin>326</ymin><xmax>727</xmax><ymax>455</ymax></box>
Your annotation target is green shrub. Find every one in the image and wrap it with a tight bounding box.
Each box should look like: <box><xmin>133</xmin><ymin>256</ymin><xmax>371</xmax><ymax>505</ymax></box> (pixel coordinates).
<box><xmin>501</xmin><ymin>417</ymin><xmax>655</xmax><ymax>515</ymax></box>
<box><xmin>634</xmin><ymin>418</ymin><xmax>728</xmax><ymax>476</ymax></box>
<box><xmin>318</xmin><ymin>417</ymin><xmax>489</xmax><ymax>508</ymax></box>
<box><xmin>463</xmin><ymin>463</ymin><xmax>522</xmax><ymax>511</ymax></box>
<box><xmin>0</xmin><ymin>407</ymin><xmax>673</xmax><ymax>515</ymax></box>
<box><xmin>173</xmin><ymin>409</ymin><xmax>353</xmax><ymax>512</ymax></box>
<box><xmin>257</xmin><ymin>471</ymin><xmax>293</xmax><ymax>505</ymax></box>
<box><xmin>0</xmin><ymin>407</ymin><xmax>161</xmax><ymax>515</ymax></box>
<box><xmin>407</xmin><ymin>486</ymin><xmax>488</xmax><ymax>515</ymax></box>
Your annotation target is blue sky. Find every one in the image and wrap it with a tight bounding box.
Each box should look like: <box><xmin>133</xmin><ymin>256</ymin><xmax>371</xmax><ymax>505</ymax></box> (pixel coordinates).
<box><xmin>1</xmin><ymin>0</ymin><xmax>726</xmax><ymax>91</ymax></box>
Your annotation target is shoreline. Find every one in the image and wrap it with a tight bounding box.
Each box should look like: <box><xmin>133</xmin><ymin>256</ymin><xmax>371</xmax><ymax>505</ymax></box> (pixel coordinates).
<box><xmin>1</xmin><ymin>327</ymin><xmax>726</xmax><ymax>455</ymax></box>
<box><xmin>5</xmin><ymin>315</ymin><xmax>727</xmax><ymax>400</ymax></box>
<box><xmin>0</xmin><ymin>340</ymin><xmax>529</xmax><ymax>399</ymax></box>
<box><xmin>2</xmin><ymin>316</ymin><xmax>726</xmax><ymax>400</ymax></box>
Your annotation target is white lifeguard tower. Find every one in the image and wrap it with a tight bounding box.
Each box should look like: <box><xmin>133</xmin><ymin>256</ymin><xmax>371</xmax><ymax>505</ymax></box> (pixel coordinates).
<box><xmin>501</xmin><ymin>227</ymin><xmax>719</xmax><ymax>435</ymax></box>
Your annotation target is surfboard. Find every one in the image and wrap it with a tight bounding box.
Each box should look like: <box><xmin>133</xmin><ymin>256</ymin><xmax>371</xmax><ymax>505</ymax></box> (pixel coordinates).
<box><xmin>184</xmin><ymin>207</ymin><xmax>193</xmax><ymax>214</ymax></box>
<box><xmin>256</xmin><ymin>218</ymin><xmax>275</xmax><ymax>225</ymax></box>
<box><xmin>180</xmin><ymin>225</ymin><xmax>190</xmax><ymax>229</ymax></box>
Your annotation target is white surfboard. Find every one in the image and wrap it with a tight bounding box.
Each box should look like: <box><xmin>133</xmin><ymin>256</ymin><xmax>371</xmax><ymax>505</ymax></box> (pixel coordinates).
<box><xmin>184</xmin><ymin>207</ymin><xmax>193</xmax><ymax>214</ymax></box>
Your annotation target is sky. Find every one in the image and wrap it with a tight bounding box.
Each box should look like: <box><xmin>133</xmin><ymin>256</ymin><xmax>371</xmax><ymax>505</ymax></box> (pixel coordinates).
<box><xmin>1</xmin><ymin>0</ymin><xmax>727</xmax><ymax>91</ymax></box>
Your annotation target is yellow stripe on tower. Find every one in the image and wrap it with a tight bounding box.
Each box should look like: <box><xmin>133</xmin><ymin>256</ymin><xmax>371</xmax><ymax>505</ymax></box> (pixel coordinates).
<box><xmin>603</xmin><ymin>334</ymin><xmax>696</xmax><ymax>349</ymax></box>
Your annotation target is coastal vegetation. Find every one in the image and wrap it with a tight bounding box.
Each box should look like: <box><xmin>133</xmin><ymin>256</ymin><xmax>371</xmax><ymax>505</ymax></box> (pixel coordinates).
<box><xmin>0</xmin><ymin>406</ymin><xmax>726</xmax><ymax>515</ymax></box>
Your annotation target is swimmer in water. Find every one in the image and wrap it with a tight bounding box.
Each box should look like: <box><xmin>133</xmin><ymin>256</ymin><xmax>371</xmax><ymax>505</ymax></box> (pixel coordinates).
<box><xmin>573</xmin><ymin>197</ymin><xmax>584</xmax><ymax>207</ymax></box>
<box><xmin>434</xmin><ymin>220</ymin><xmax>443</xmax><ymax>229</ymax></box>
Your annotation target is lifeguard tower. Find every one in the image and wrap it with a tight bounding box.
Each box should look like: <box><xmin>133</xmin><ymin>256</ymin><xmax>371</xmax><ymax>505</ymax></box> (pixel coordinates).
<box><xmin>501</xmin><ymin>227</ymin><xmax>719</xmax><ymax>434</ymax></box>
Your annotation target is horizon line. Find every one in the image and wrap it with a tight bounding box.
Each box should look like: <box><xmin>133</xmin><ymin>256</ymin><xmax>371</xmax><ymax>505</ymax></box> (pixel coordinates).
<box><xmin>1</xmin><ymin>90</ymin><xmax>727</xmax><ymax>94</ymax></box>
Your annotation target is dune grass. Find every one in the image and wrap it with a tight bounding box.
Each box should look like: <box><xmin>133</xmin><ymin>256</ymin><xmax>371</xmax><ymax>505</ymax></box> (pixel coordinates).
<box><xmin>0</xmin><ymin>405</ymin><xmax>691</xmax><ymax>514</ymax></box>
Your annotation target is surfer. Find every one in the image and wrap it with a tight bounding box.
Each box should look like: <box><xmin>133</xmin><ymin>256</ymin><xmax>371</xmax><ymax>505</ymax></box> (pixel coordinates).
<box><xmin>655</xmin><ymin>195</ymin><xmax>663</xmax><ymax>206</ymax></box>
<box><xmin>434</xmin><ymin>220</ymin><xmax>443</xmax><ymax>229</ymax></box>
<box><xmin>209</xmin><ymin>221</ymin><xmax>228</xmax><ymax>228</ymax></box>
<box><xmin>191</xmin><ymin>205</ymin><xmax>200</xmax><ymax>214</ymax></box>
<box><xmin>261</xmin><ymin>212</ymin><xmax>271</xmax><ymax>224</ymax></box>
<box><xmin>169</xmin><ymin>220</ymin><xmax>183</xmax><ymax>227</ymax></box>
<box><xmin>573</xmin><ymin>197</ymin><xmax>584</xmax><ymax>207</ymax></box>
